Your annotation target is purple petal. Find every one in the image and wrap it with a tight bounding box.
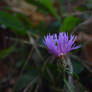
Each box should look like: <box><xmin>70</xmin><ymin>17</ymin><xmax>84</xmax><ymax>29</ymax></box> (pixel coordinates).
<box><xmin>71</xmin><ymin>45</ymin><xmax>81</xmax><ymax>50</ymax></box>
<box><xmin>44</xmin><ymin>32</ymin><xmax>80</xmax><ymax>56</ymax></box>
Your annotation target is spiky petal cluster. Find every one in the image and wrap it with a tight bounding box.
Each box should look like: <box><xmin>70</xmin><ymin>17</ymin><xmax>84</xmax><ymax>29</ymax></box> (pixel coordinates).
<box><xmin>44</xmin><ymin>32</ymin><xmax>80</xmax><ymax>57</ymax></box>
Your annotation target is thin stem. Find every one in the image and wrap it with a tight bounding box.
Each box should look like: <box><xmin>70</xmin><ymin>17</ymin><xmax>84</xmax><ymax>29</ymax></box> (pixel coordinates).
<box><xmin>58</xmin><ymin>55</ymin><xmax>74</xmax><ymax>92</ymax></box>
<box><xmin>66</xmin><ymin>56</ymin><xmax>73</xmax><ymax>90</ymax></box>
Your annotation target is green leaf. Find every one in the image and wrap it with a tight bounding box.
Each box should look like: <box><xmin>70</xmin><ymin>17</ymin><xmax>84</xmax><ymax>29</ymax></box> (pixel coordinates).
<box><xmin>60</xmin><ymin>16</ymin><xmax>80</xmax><ymax>32</ymax></box>
<box><xmin>0</xmin><ymin>11</ymin><xmax>27</xmax><ymax>35</ymax></box>
<box><xmin>72</xmin><ymin>60</ymin><xmax>84</xmax><ymax>74</ymax></box>
<box><xmin>26</xmin><ymin>0</ymin><xmax>48</xmax><ymax>11</ymax></box>
<box><xmin>39</xmin><ymin>0</ymin><xmax>59</xmax><ymax>18</ymax></box>
<box><xmin>0</xmin><ymin>46</ymin><xmax>14</xmax><ymax>59</ymax></box>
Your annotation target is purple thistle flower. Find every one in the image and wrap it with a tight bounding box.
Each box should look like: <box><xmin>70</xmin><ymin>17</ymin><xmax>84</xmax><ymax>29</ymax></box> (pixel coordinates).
<box><xmin>44</xmin><ymin>32</ymin><xmax>80</xmax><ymax>57</ymax></box>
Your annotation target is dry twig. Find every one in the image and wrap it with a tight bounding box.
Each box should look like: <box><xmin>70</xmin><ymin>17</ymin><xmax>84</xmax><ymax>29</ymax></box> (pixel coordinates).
<box><xmin>73</xmin><ymin>16</ymin><xmax>92</xmax><ymax>33</ymax></box>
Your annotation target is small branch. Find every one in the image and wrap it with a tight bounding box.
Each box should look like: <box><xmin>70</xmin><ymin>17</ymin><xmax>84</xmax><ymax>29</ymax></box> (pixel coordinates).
<box><xmin>27</xmin><ymin>32</ymin><xmax>44</xmax><ymax>60</ymax></box>
<box><xmin>23</xmin><ymin>76</ymin><xmax>39</xmax><ymax>92</ymax></box>
<box><xmin>72</xmin><ymin>16</ymin><xmax>92</xmax><ymax>34</ymax></box>
<box><xmin>63</xmin><ymin>11</ymin><xmax>92</xmax><ymax>17</ymax></box>
<box><xmin>5</xmin><ymin>36</ymin><xmax>32</xmax><ymax>45</ymax></box>
<box><xmin>5</xmin><ymin>36</ymin><xmax>45</xmax><ymax>48</ymax></box>
<box><xmin>19</xmin><ymin>47</ymin><xmax>34</xmax><ymax>76</ymax></box>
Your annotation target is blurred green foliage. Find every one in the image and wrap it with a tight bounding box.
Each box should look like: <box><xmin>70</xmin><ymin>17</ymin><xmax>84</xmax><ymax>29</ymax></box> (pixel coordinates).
<box><xmin>60</xmin><ymin>16</ymin><xmax>80</xmax><ymax>32</ymax></box>
<box><xmin>0</xmin><ymin>11</ymin><xmax>27</xmax><ymax>35</ymax></box>
<box><xmin>39</xmin><ymin>0</ymin><xmax>59</xmax><ymax>18</ymax></box>
<box><xmin>0</xmin><ymin>46</ymin><xmax>14</xmax><ymax>59</ymax></box>
<box><xmin>76</xmin><ymin>6</ymin><xmax>87</xmax><ymax>11</ymax></box>
<box><xmin>26</xmin><ymin>0</ymin><xmax>59</xmax><ymax>18</ymax></box>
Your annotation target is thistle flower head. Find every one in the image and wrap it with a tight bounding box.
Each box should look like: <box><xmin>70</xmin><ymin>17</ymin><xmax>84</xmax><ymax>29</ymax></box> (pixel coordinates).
<box><xmin>44</xmin><ymin>32</ymin><xmax>80</xmax><ymax>57</ymax></box>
